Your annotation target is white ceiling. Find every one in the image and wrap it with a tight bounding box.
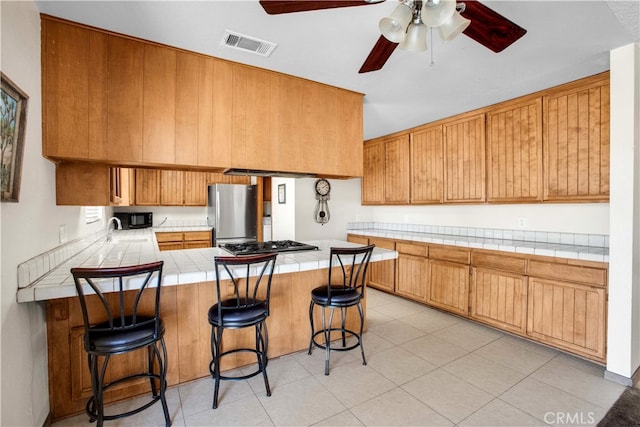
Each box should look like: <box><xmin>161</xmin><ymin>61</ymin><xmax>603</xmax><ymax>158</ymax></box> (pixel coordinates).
<box><xmin>35</xmin><ymin>0</ymin><xmax>639</xmax><ymax>140</ymax></box>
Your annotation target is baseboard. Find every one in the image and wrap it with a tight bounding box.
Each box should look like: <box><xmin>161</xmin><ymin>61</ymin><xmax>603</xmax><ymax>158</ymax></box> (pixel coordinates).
<box><xmin>604</xmin><ymin>366</ymin><xmax>639</xmax><ymax>387</ymax></box>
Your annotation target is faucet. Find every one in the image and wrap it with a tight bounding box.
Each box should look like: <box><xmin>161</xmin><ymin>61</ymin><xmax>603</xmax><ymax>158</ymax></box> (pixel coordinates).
<box><xmin>106</xmin><ymin>217</ymin><xmax>122</xmax><ymax>242</ymax></box>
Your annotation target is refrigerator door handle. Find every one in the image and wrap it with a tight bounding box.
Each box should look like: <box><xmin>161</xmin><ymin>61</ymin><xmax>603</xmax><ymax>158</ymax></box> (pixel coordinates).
<box><xmin>215</xmin><ymin>192</ymin><xmax>220</xmax><ymax>229</ymax></box>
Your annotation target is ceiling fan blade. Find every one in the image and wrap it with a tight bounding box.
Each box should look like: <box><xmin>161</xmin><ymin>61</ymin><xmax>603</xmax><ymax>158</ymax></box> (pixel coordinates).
<box><xmin>259</xmin><ymin>1</ymin><xmax>383</xmax><ymax>15</ymax></box>
<box><xmin>359</xmin><ymin>35</ymin><xmax>399</xmax><ymax>73</ymax></box>
<box><xmin>461</xmin><ymin>0</ymin><xmax>527</xmax><ymax>53</ymax></box>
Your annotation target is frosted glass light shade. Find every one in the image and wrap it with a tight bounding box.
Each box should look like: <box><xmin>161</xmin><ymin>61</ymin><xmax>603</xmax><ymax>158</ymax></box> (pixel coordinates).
<box><xmin>399</xmin><ymin>22</ymin><xmax>427</xmax><ymax>51</ymax></box>
<box><xmin>421</xmin><ymin>0</ymin><xmax>455</xmax><ymax>27</ymax></box>
<box><xmin>379</xmin><ymin>3</ymin><xmax>413</xmax><ymax>43</ymax></box>
<box><xmin>439</xmin><ymin>10</ymin><xmax>471</xmax><ymax>40</ymax></box>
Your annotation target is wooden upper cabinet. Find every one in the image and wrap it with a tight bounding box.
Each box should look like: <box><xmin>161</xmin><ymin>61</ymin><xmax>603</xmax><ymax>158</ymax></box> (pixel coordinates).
<box><xmin>362</xmin><ymin>134</ymin><xmax>409</xmax><ymax>205</ymax></box>
<box><xmin>384</xmin><ymin>134</ymin><xmax>410</xmax><ymax>204</ymax></box>
<box><xmin>42</xmin><ymin>19</ymin><xmax>107</xmax><ymax>161</ymax></box>
<box><xmin>107</xmin><ymin>35</ymin><xmax>144</xmax><ymax>163</ymax></box>
<box><xmin>443</xmin><ymin>113</ymin><xmax>486</xmax><ymax>203</ymax></box>
<box><xmin>159</xmin><ymin>170</ymin><xmax>184</xmax><ymax>206</ymax></box>
<box><xmin>362</xmin><ymin>139</ymin><xmax>385</xmax><ymax>204</ymax></box>
<box><xmin>134</xmin><ymin>169</ymin><xmax>160</xmax><ymax>205</ymax></box>
<box><xmin>175</xmin><ymin>51</ymin><xmax>200</xmax><ymax>166</ymax></box>
<box><xmin>271</xmin><ymin>74</ymin><xmax>304</xmax><ymax>172</ymax></box>
<box><xmin>142</xmin><ymin>44</ymin><xmax>176</xmax><ymax>165</ymax></box>
<box><xmin>486</xmin><ymin>97</ymin><xmax>543</xmax><ymax>202</ymax></box>
<box><xmin>184</xmin><ymin>171</ymin><xmax>208</xmax><ymax>206</ymax></box>
<box><xmin>543</xmin><ymin>72</ymin><xmax>610</xmax><ymax>201</ymax></box>
<box><xmin>410</xmin><ymin>124</ymin><xmax>443</xmax><ymax>204</ymax></box>
<box><xmin>232</xmin><ymin>64</ymin><xmax>272</xmax><ymax>170</ymax></box>
<box><xmin>210</xmin><ymin>59</ymin><xmax>234</xmax><ymax>168</ymax></box>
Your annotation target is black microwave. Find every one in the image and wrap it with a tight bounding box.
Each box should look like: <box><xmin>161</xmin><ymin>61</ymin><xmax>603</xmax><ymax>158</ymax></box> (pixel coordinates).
<box><xmin>114</xmin><ymin>212</ymin><xmax>153</xmax><ymax>229</ymax></box>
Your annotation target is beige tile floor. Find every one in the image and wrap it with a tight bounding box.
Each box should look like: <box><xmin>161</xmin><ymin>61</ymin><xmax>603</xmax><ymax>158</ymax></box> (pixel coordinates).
<box><xmin>53</xmin><ymin>288</ymin><xmax>627</xmax><ymax>427</ymax></box>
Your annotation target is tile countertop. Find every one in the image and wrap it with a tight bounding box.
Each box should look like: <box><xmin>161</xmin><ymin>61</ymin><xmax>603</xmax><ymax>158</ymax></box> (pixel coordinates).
<box><xmin>17</xmin><ymin>229</ymin><xmax>397</xmax><ymax>303</ymax></box>
<box><xmin>348</xmin><ymin>229</ymin><xmax>609</xmax><ymax>263</ymax></box>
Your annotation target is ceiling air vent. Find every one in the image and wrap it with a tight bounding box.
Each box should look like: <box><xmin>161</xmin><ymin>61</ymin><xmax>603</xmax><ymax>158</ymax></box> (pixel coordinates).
<box><xmin>222</xmin><ymin>30</ymin><xmax>277</xmax><ymax>57</ymax></box>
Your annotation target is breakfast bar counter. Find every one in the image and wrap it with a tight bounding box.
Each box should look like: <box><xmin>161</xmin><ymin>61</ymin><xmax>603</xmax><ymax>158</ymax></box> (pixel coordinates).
<box><xmin>34</xmin><ymin>230</ymin><xmax>397</xmax><ymax>421</ymax></box>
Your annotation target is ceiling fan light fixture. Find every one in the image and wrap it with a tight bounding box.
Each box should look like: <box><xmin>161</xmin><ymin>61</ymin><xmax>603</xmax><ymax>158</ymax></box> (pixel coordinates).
<box><xmin>421</xmin><ymin>0</ymin><xmax>456</xmax><ymax>27</ymax></box>
<box><xmin>379</xmin><ymin>2</ymin><xmax>413</xmax><ymax>43</ymax></box>
<box><xmin>439</xmin><ymin>10</ymin><xmax>471</xmax><ymax>40</ymax></box>
<box><xmin>399</xmin><ymin>21</ymin><xmax>428</xmax><ymax>50</ymax></box>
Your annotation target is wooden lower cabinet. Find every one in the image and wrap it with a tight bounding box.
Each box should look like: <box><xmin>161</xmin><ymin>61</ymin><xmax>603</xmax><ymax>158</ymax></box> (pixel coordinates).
<box><xmin>470</xmin><ymin>268</ymin><xmax>528</xmax><ymax>335</ymax></box>
<box><xmin>156</xmin><ymin>231</ymin><xmax>211</xmax><ymax>251</ymax></box>
<box><xmin>395</xmin><ymin>242</ymin><xmax>428</xmax><ymax>302</ymax></box>
<box><xmin>527</xmin><ymin>277</ymin><xmax>606</xmax><ymax>362</ymax></box>
<box><xmin>46</xmin><ymin>268</ymin><xmax>364</xmax><ymax>421</ymax></box>
<box><xmin>427</xmin><ymin>259</ymin><xmax>470</xmax><ymax>316</ymax></box>
<box><xmin>367</xmin><ymin>237</ymin><xmax>396</xmax><ymax>292</ymax></box>
<box><xmin>372</xmin><ymin>236</ymin><xmax>609</xmax><ymax>363</ymax></box>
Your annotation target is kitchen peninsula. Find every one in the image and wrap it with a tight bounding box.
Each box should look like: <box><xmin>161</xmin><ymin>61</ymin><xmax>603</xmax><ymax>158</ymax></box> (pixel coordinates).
<box><xmin>17</xmin><ymin>229</ymin><xmax>397</xmax><ymax>421</ymax></box>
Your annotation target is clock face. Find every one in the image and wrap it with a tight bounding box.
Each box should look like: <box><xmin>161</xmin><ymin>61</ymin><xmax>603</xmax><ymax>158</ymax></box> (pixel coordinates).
<box><xmin>315</xmin><ymin>179</ymin><xmax>331</xmax><ymax>196</ymax></box>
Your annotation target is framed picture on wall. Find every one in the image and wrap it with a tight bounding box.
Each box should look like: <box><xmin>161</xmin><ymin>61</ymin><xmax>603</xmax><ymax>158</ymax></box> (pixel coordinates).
<box><xmin>1</xmin><ymin>72</ymin><xmax>28</xmax><ymax>203</ymax></box>
<box><xmin>278</xmin><ymin>184</ymin><xmax>286</xmax><ymax>204</ymax></box>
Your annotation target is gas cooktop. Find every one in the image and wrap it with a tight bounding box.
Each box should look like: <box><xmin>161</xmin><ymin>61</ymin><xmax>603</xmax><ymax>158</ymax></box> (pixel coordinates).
<box><xmin>220</xmin><ymin>240</ymin><xmax>319</xmax><ymax>256</ymax></box>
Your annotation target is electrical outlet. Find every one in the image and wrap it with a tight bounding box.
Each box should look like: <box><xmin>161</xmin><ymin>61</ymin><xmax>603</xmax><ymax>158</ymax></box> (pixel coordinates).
<box><xmin>517</xmin><ymin>217</ymin><xmax>527</xmax><ymax>228</ymax></box>
<box><xmin>58</xmin><ymin>225</ymin><xmax>66</xmax><ymax>244</ymax></box>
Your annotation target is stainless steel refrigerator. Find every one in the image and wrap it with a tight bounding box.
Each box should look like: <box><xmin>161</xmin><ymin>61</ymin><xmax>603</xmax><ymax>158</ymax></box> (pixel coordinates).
<box><xmin>207</xmin><ymin>184</ymin><xmax>257</xmax><ymax>246</ymax></box>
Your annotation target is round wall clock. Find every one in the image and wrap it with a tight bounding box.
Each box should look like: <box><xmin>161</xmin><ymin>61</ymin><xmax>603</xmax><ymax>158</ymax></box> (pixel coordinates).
<box><xmin>315</xmin><ymin>178</ymin><xmax>331</xmax><ymax>197</ymax></box>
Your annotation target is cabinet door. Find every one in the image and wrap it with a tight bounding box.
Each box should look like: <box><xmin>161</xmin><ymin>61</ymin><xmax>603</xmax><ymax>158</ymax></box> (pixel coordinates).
<box><xmin>486</xmin><ymin>98</ymin><xmax>543</xmax><ymax>202</ymax></box>
<box><xmin>396</xmin><ymin>253</ymin><xmax>428</xmax><ymax>302</ymax></box>
<box><xmin>367</xmin><ymin>237</ymin><xmax>395</xmax><ymax>292</ymax></box>
<box><xmin>527</xmin><ymin>277</ymin><xmax>606</xmax><ymax>362</ymax></box>
<box><xmin>55</xmin><ymin>163</ymin><xmax>110</xmax><ymax>206</ymax></box>
<box><xmin>175</xmin><ymin>51</ymin><xmax>200</xmax><ymax>166</ymax></box>
<box><xmin>470</xmin><ymin>268</ymin><xmax>528</xmax><ymax>335</ymax></box>
<box><xmin>210</xmin><ymin>58</ymin><xmax>233</xmax><ymax>168</ymax></box>
<box><xmin>362</xmin><ymin>139</ymin><xmax>385</xmax><ymax>204</ymax></box>
<box><xmin>410</xmin><ymin>125</ymin><xmax>443</xmax><ymax>204</ymax></box>
<box><xmin>443</xmin><ymin>113</ymin><xmax>486</xmax><ymax>203</ymax></box>
<box><xmin>183</xmin><ymin>172</ymin><xmax>208</xmax><ymax>206</ymax></box>
<box><xmin>384</xmin><ymin>134</ymin><xmax>410</xmax><ymax>204</ymax></box>
<box><xmin>232</xmin><ymin>64</ymin><xmax>272</xmax><ymax>169</ymax></box>
<box><xmin>142</xmin><ymin>44</ymin><xmax>176</xmax><ymax>165</ymax></box>
<box><xmin>42</xmin><ymin>19</ymin><xmax>108</xmax><ymax>161</ymax></box>
<box><xmin>160</xmin><ymin>170</ymin><xmax>184</xmax><ymax>206</ymax></box>
<box><xmin>427</xmin><ymin>260</ymin><xmax>469</xmax><ymax>316</ymax></box>
<box><xmin>543</xmin><ymin>74</ymin><xmax>610</xmax><ymax>201</ymax></box>
<box><xmin>106</xmin><ymin>36</ymin><xmax>144</xmax><ymax>162</ymax></box>
<box><xmin>134</xmin><ymin>169</ymin><xmax>160</xmax><ymax>205</ymax></box>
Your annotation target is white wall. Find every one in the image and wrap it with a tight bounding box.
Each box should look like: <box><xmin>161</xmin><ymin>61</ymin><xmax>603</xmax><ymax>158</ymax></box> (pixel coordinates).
<box><xmin>0</xmin><ymin>2</ymin><xmax>106</xmax><ymax>425</ymax></box>
<box><xmin>606</xmin><ymin>42</ymin><xmax>640</xmax><ymax>383</ymax></box>
<box><xmin>271</xmin><ymin>177</ymin><xmax>296</xmax><ymax>240</ymax></box>
<box><xmin>295</xmin><ymin>178</ymin><xmax>372</xmax><ymax>241</ymax></box>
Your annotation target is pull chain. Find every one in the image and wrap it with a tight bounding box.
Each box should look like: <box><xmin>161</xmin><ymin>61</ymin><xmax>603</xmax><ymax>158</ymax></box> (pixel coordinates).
<box><xmin>430</xmin><ymin>27</ymin><xmax>435</xmax><ymax>66</ymax></box>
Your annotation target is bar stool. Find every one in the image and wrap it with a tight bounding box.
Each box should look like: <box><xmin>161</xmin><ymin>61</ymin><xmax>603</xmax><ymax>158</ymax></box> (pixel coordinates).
<box><xmin>208</xmin><ymin>253</ymin><xmax>278</xmax><ymax>409</ymax></box>
<box><xmin>308</xmin><ymin>244</ymin><xmax>375</xmax><ymax>375</ymax></box>
<box><xmin>71</xmin><ymin>261</ymin><xmax>171</xmax><ymax>427</ymax></box>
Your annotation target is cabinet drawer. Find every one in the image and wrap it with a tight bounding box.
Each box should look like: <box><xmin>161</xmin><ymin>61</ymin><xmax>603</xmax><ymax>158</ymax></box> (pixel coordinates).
<box><xmin>347</xmin><ymin>234</ymin><xmax>369</xmax><ymax>246</ymax></box>
<box><xmin>429</xmin><ymin>246</ymin><xmax>470</xmax><ymax>264</ymax></box>
<box><xmin>472</xmin><ymin>251</ymin><xmax>526</xmax><ymax>274</ymax></box>
<box><xmin>368</xmin><ymin>237</ymin><xmax>396</xmax><ymax>251</ymax></box>
<box><xmin>155</xmin><ymin>232</ymin><xmax>183</xmax><ymax>243</ymax></box>
<box><xmin>184</xmin><ymin>231</ymin><xmax>211</xmax><ymax>242</ymax></box>
<box><xmin>528</xmin><ymin>259</ymin><xmax>606</xmax><ymax>287</ymax></box>
<box><xmin>396</xmin><ymin>241</ymin><xmax>428</xmax><ymax>257</ymax></box>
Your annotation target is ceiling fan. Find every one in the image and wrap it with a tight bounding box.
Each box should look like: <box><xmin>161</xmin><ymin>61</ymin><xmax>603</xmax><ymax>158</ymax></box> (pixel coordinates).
<box><xmin>259</xmin><ymin>0</ymin><xmax>526</xmax><ymax>73</ymax></box>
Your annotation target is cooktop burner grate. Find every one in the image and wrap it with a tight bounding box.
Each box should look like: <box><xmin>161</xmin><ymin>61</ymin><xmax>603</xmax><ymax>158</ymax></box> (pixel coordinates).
<box><xmin>220</xmin><ymin>240</ymin><xmax>318</xmax><ymax>255</ymax></box>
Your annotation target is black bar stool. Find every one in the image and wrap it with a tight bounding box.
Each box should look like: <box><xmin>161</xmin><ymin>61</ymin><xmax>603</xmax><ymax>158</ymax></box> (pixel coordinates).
<box><xmin>208</xmin><ymin>253</ymin><xmax>278</xmax><ymax>409</ymax></box>
<box><xmin>71</xmin><ymin>261</ymin><xmax>171</xmax><ymax>427</ymax></box>
<box><xmin>308</xmin><ymin>244</ymin><xmax>375</xmax><ymax>375</ymax></box>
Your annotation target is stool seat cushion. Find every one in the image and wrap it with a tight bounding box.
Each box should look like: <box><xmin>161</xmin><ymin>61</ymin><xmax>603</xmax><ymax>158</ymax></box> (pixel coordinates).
<box><xmin>311</xmin><ymin>286</ymin><xmax>361</xmax><ymax>306</ymax></box>
<box><xmin>87</xmin><ymin>316</ymin><xmax>164</xmax><ymax>354</ymax></box>
<box><xmin>208</xmin><ymin>299</ymin><xmax>268</xmax><ymax>327</ymax></box>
